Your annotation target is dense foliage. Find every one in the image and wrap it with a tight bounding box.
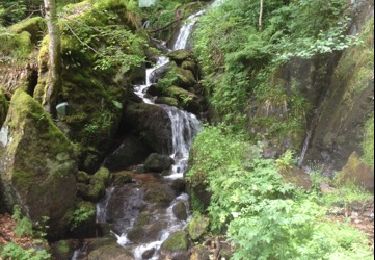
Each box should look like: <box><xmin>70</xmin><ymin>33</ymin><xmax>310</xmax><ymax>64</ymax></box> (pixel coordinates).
<box><xmin>187</xmin><ymin>126</ymin><xmax>373</xmax><ymax>259</ymax></box>
<box><xmin>193</xmin><ymin>0</ymin><xmax>356</xmax><ymax>128</ymax></box>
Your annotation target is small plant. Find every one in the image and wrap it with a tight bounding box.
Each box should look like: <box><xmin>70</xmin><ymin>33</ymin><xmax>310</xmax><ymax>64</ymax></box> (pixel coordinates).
<box><xmin>0</xmin><ymin>242</ymin><xmax>51</xmax><ymax>260</ymax></box>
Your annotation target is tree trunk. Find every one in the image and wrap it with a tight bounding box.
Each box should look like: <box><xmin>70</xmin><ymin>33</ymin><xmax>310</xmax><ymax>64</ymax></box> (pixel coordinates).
<box><xmin>43</xmin><ymin>0</ymin><xmax>61</xmax><ymax>115</ymax></box>
<box><xmin>259</xmin><ymin>0</ymin><xmax>264</xmax><ymax>31</ymax></box>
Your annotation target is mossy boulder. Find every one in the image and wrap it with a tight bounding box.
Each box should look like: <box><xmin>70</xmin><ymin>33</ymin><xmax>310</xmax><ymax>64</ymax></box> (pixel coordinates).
<box><xmin>144</xmin><ymin>182</ymin><xmax>176</xmax><ymax>207</ymax></box>
<box><xmin>175</xmin><ymin>68</ymin><xmax>196</xmax><ymax>88</ymax></box>
<box><xmin>77</xmin><ymin>167</ymin><xmax>110</xmax><ymax>202</ymax></box>
<box><xmin>112</xmin><ymin>171</ymin><xmax>133</xmax><ymax>186</ymax></box>
<box><xmin>161</xmin><ymin>231</ymin><xmax>190</xmax><ymax>259</ymax></box>
<box><xmin>104</xmin><ymin>135</ymin><xmax>152</xmax><ymax>172</ymax></box>
<box><xmin>9</xmin><ymin>17</ymin><xmax>46</xmax><ymax>44</ymax></box>
<box><xmin>0</xmin><ymin>89</ymin><xmax>8</xmax><ymax>127</ymax></box>
<box><xmin>167</xmin><ymin>50</ymin><xmax>192</xmax><ymax>64</ymax></box>
<box><xmin>144</xmin><ymin>153</ymin><xmax>174</xmax><ymax>173</ymax></box>
<box><xmin>0</xmin><ymin>90</ymin><xmax>77</xmax><ymax>238</ymax></box>
<box><xmin>123</xmin><ymin>102</ymin><xmax>172</xmax><ymax>154</ymax></box>
<box><xmin>172</xmin><ymin>201</ymin><xmax>188</xmax><ymax>220</ymax></box>
<box><xmin>336</xmin><ymin>152</ymin><xmax>374</xmax><ymax>192</ymax></box>
<box><xmin>85</xmin><ymin>237</ymin><xmax>133</xmax><ymax>260</ymax></box>
<box><xmin>0</xmin><ymin>31</ymin><xmax>33</xmax><ymax>60</ymax></box>
<box><xmin>188</xmin><ymin>214</ymin><xmax>210</xmax><ymax>241</ymax></box>
<box><xmin>155</xmin><ymin>97</ymin><xmax>179</xmax><ymax>107</ymax></box>
<box><xmin>181</xmin><ymin>60</ymin><xmax>197</xmax><ymax>72</ymax></box>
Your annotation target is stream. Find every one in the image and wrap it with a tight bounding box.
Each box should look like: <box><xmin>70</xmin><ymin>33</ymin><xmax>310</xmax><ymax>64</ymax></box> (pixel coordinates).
<box><xmin>73</xmin><ymin>2</ymin><xmax>221</xmax><ymax>259</ymax></box>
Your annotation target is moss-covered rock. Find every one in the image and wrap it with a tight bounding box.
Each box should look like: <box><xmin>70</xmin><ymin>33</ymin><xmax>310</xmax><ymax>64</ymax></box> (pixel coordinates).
<box><xmin>9</xmin><ymin>17</ymin><xmax>46</xmax><ymax>44</ymax></box>
<box><xmin>336</xmin><ymin>152</ymin><xmax>374</xmax><ymax>192</ymax></box>
<box><xmin>0</xmin><ymin>90</ymin><xmax>77</xmax><ymax>238</ymax></box>
<box><xmin>172</xmin><ymin>201</ymin><xmax>187</xmax><ymax>220</ymax></box>
<box><xmin>363</xmin><ymin>116</ymin><xmax>374</xmax><ymax>166</ymax></box>
<box><xmin>0</xmin><ymin>31</ymin><xmax>33</xmax><ymax>60</ymax></box>
<box><xmin>104</xmin><ymin>135</ymin><xmax>152</xmax><ymax>172</ymax></box>
<box><xmin>144</xmin><ymin>182</ymin><xmax>175</xmax><ymax>207</ymax></box>
<box><xmin>77</xmin><ymin>167</ymin><xmax>110</xmax><ymax>202</ymax></box>
<box><xmin>144</xmin><ymin>153</ymin><xmax>173</xmax><ymax>173</ymax></box>
<box><xmin>188</xmin><ymin>214</ymin><xmax>209</xmax><ymax>241</ymax></box>
<box><xmin>161</xmin><ymin>231</ymin><xmax>189</xmax><ymax>256</ymax></box>
<box><xmin>181</xmin><ymin>60</ymin><xmax>197</xmax><ymax>72</ymax></box>
<box><xmin>168</xmin><ymin>50</ymin><xmax>192</xmax><ymax>64</ymax></box>
<box><xmin>85</xmin><ymin>237</ymin><xmax>133</xmax><ymax>260</ymax></box>
<box><xmin>112</xmin><ymin>171</ymin><xmax>133</xmax><ymax>186</ymax></box>
<box><xmin>155</xmin><ymin>97</ymin><xmax>179</xmax><ymax>107</ymax></box>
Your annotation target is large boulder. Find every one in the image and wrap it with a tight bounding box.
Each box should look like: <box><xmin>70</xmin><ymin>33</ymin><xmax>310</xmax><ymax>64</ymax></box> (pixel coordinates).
<box><xmin>9</xmin><ymin>17</ymin><xmax>46</xmax><ymax>44</ymax></box>
<box><xmin>85</xmin><ymin>237</ymin><xmax>133</xmax><ymax>260</ymax></box>
<box><xmin>336</xmin><ymin>152</ymin><xmax>374</xmax><ymax>192</ymax></box>
<box><xmin>144</xmin><ymin>153</ymin><xmax>174</xmax><ymax>173</ymax></box>
<box><xmin>188</xmin><ymin>214</ymin><xmax>210</xmax><ymax>241</ymax></box>
<box><xmin>161</xmin><ymin>231</ymin><xmax>190</xmax><ymax>260</ymax></box>
<box><xmin>104</xmin><ymin>135</ymin><xmax>153</xmax><ymax>172</ymax></box>
<box><xmin>0</xmin><ymin>90</ymin><xmax>77</xmax><ymax>237</ymax></box>
<box><xmin>123</xmin><ymin>102</ymin><xmax>172</xmax><ymax>154</ymax></box>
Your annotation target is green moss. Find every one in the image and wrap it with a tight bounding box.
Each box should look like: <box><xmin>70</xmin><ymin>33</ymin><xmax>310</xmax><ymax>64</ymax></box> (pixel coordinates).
<box><xmin>161</xmin><ymin>231</ymin><xmax>189</xmax><ymax>252</ymax></box>
<box><xmin>337</xmin><ymin>19</ymin><xmax>374</xmax><ymax>96</ymax></box>
<box><xmin>0</xmin><ymin>30</ymin><xmax>32</xmax><ymax>60</ymax></box>
<box><xmin>77</xmin><ymin>167</ymin><xmax>110</xmax><ymax>202</ymax></box>
<box><xmin>69</xmin><ymin>201</ymin><xmax>96</xmax><ymax>231</ymax></box>
<box><xmin>165</xmin><ymin>85</ymin><xmax>195</xmax><ymax>105</ymax></box>
<box><xmin>362</xmin><ymin>116</ymin><xmax>374</xmax><ymax>166</ymax></box>
<box><xmin>9</xmin><ymin>17</ymin><xmax>46</xmax><ymax>44</ymax></box>
<box><xmin>188</xmin><ymin>213</ymin><xmax>210</xmax><ymax>241</ymax></box>
<box><xmin>56</xmin><ymin>240</ymin><xmax>70</xmax><ymax>255</ymax></box>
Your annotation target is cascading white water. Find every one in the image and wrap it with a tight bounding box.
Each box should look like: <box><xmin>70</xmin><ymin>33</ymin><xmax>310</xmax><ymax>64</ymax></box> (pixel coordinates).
<box><xmin>89</xmin><ymin>1</ymin><xmax>225</xmax><ymax>259</ymax></box>
<box><xmin>163</xmin><ymin>106</ymin><xmax>201</xmax><ymax>180</ymax></box>
<box><xmin>173</xmin><ymin>10</ymin><xmax>205</xmax><ymax>50</ymax></box>
<box><xmin>134</xmin><ymin>56</ymin><xmax>169</xmax><ymax>104</ymax></box>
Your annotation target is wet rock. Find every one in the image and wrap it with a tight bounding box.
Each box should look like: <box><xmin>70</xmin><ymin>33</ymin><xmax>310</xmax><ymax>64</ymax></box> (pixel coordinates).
<box><xmin>104</xmin><ymin>135</ymin><xmax>153</xmax><ymax>172</ymax></box>
<box><xmin>173</xmin><ymin>202</ymin><xmax>188</xmax><ymax>220</ymax></box>
<box><xmin>161</xmin><ymin>231</ymin><xmax>190</xmax><ymax>259</ymax></box>
<box><xmin>190</xmin><ymin>245</ymin><xmax>209</xmax><ymax>260</ymax></box>
<box><xmin>86</xmin><ymin>237</ymin><xmax>133</xmax><ymax>260</ymax></box>
<box><xmin>128</xmin><ymin>222</ymin><xmax>165</xmax><ymax>244</ymax></box>
<box><xmin>146</xmin><ymin>84</ymin><xmax>163</xmax><ymax>97</ymax></box>
<box><xmin>144</xmin><ymin>182</ymin><xmax>176</xmax><ymax>207</ymax></box>
<box><xmin>144</xmin><ymin>153</ymin><xmax>174</xmax><ymax>173</ymax></box>
<box><xmin>171</xmin><ymin>179</ymin><xmax>186</xmax><ymax>194</ymax></box>
<box><xmin>106</xmin><ymin>185</ymin><xmax>145</xmax><ymax>233</ymax></box>
<box><xmin>0</xmin><ymin>90</ymin><xmax>77</xmax><ymax>238</ymax></box>
<box><xmin>188</xmin><ymin>214</ymin><xmax>209</xmax><ymax>241</ymax></box>
<box><xmin>123</xmin><ymin>102</ymin><xmax>172</xmax><ymax>154</ymax></box>
<box><xmin>77</xmin><ymin>167</ymin><xmax>110</xmax><ymax>203</ymax></box>
<box><xmin>142</xmin><ymin>248</ymin><xmax>156</xmax><ymax>259</ymax></box>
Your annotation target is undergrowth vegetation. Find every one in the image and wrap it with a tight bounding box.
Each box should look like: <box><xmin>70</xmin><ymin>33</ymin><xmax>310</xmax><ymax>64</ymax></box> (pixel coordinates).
<box><xmin>193</xmin><ymin>0</ymin><xmax>358</xmax><ymax>129</ymax></box>
<box><xmin>187</xmin><ymin>126</ymin><xmax>373</xmax><ymax>259</ymax></box>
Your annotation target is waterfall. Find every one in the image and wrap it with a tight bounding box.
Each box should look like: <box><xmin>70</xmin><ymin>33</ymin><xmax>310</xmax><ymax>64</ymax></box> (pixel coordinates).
<box><xmin>88</xmin><ymin>1</ymin><xmax>224</xmax><ymax>259</ymax></box>
<box><xmin>163</xmin><ymin>106</ymin><xmax>201</xmax><ymax>180</ymax></box>
<box><xmin>173</xmin><ymin>10</ymin><xmax>205</xmax><ymax>50</ymax></box>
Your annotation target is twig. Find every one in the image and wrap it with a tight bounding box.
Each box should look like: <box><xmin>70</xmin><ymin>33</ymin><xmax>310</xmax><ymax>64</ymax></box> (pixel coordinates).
<box><xmin>64</xmin><ymin>22</ymin><xmax>100</xmax><ymax>55</ymax></box>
